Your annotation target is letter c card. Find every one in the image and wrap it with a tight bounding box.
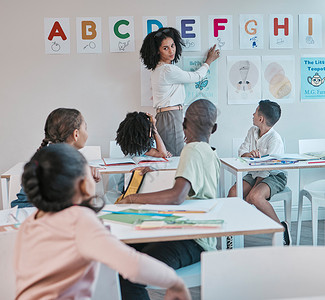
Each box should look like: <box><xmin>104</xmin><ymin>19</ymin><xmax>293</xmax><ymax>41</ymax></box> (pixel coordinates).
<box><xmin>109</xmin><ymin>16</ymin><xmax>135</xmax><ymax>53</ymax></box>
<box><xmin>44</xmin><ymin>18</ymin><xmax>70</xmax><ymax>54</ymax></box>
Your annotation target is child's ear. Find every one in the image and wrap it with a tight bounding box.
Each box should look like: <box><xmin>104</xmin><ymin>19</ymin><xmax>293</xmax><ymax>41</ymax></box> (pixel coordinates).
<box><xmin>72</xmin><ymin>129</ymin><xmax>79</xmax><ymax>142</ymax></box>
<box><xmin>79</xmin><ymin>178</ymin><xmax>91</xmax><ymax>197</ymax></box>
<box><xmin>211</xmin><ymin>123</ymin><xmax>217</xmax><ymax>134</ymax></box>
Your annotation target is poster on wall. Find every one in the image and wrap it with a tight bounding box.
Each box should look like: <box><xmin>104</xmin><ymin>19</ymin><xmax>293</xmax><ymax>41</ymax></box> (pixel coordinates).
<box><xmin>208</xmin><ymin>15</ymin><xmax>233</xmax><ymax>50</ymax></box>
<box><xmin>182</xmin><ymin>56</ymin><xmax>218</xmax><ymax>105</ymax></box>
<box><xmin>176</xmin><ymin>16</ymin><xmax>201</xmax><ymax>52</ymax></box>
<box><xmin>261</xmin><ymin>56</ymin><xmax>295</xmax><ymax>103</ymax></box>
<box><xmin>227</xmin><ymin>56</ymin><xmax>261</xmax><ymax>105</ymax></box>
<box><xmin>239</xmin><ymin>14</ymin><xmax>264</xmax><ymax>50</ymax></box>
<box><xmin>109</xmin><ymin>16</ymin><xmax>135</xmax><ymax>52</ymax></box>
<box><xmin>140</xmin><ymin>63</ymin><xmax>153</xmax><ymax>107</ymax></box>
<box><xmin>44</xmin><ymin>18</ymin><xmax>70</xmax><ymax>54</ymax></box>
<box><xmin>301</xmin><ymin>56</ymin><xmax>325</xmax><ymax>102</ymax></box>
<box><xmin>299</xmin><ymin>14</ymin><xmax>322</xmax><ymax>49</ymax></box>
<box><xmin>269</xmin><ymin>14</ymin><xmax>293</xmax><ymax>49</ymax></box>
<box><xmin>76</xmin><ymin>17</ymin><xmax>102</xmax><ymax>54</ymax></box>
<box><xmin>142</xmin><ymin>16</ymin><xmax>168</xmax><ymax>38</ymax></box>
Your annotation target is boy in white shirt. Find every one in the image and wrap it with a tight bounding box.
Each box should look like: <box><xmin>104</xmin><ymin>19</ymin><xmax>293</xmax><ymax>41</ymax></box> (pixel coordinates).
<box><xmin>228</xmin><ymin>100</ymin><xmax>291</xmax><ymax>245</ymax></box>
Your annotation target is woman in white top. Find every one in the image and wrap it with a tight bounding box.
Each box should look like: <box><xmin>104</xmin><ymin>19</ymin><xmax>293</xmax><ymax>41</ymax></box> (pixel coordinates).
<box><xmin>140</xmin><ymin>27</ymin><xmax>220</xmax><ymax>155</ymax></box>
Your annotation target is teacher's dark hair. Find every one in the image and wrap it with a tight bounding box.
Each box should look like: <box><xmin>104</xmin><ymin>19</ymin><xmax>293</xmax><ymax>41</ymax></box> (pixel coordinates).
<box><xmin>38</xmin><ymin>108</ymin><xmax>83</xmax><ymax>151</ymax></box>
<box><xmin>22</xmin><ymin>143</ymin><xmax>104</xmax><ymax>213</ymax></box>
<box><xmin>116</xmin><ymin>112</ymin><xmax>154</xmax><ymax>156</ymax></box>
<box><xmin>140</xmin><ymin>27</ymin><xmax>185</xmax><ymax>70</ymax></box>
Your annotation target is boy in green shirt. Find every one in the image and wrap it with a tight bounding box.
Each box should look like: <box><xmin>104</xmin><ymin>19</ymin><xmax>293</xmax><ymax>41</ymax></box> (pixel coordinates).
<box><xmin>118</xmin><ymin>99</ymin><xmax>220</xmax><ymax>300</ymax></box>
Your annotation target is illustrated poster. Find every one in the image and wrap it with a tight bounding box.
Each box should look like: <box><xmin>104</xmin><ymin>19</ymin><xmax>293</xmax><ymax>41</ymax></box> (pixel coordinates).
<box><xmin>227</xmin><ymin>56</ymin><xmax>261</xmax><ymax>105</ymax></box>
<box><xmin>76</xmin><ymin>17</ymin><xmax>102</xmax><ymax>54</ymax></box>
<box><xmin>262</xmin><ymin>56</ymin><xmax>295</xmax><ymax>103</ymax></box>
<box><xmin>239</xmin><ymin>14</ymin><xmax>264</xmax><ymax>50</ymax></box>
<box><xmin>183</xmin><ymin>56</ymin><xmax>218</xmax><ymax>105</ymax></box>
<box><xmin>301</xmin><ymin>56</ymin><xmax>325</xmax><ymax>102</ymax></box>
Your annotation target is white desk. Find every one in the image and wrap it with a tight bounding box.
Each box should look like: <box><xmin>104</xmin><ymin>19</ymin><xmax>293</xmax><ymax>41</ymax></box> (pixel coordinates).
<box><xmin>92</xmin><ymin>156</ymin><xmax>180</xmax><ymax>175</ymax></box>
<box><xmin>102</xmin><ymin>198</ymin><xmax>284</xmax><ymax>247</ymax></box>
<box><xmin>0</xmin><ymin>157</ymin><xmax>180</xmax><ymax>210</ymax></box>
<box><xmin>220</xmin><ymin>158</ymin><xmax>325</xmax><ymax>198</ymax></box>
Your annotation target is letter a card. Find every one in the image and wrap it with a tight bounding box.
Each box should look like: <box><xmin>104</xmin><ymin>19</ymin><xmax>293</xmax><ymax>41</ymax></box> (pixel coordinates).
<box><xmin>44</xmin><ymin>18</ymin><xmax>70</xmax><ymax>54</ymax></box>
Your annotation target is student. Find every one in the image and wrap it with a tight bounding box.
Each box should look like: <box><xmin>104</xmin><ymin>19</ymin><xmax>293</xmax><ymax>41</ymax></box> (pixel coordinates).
<box><xmin>14</xmin><ymin>143</ymin><xmax>190</xmax><ymax>300</ymax></box>
<box><xmin>140</xmin><ymin>27</ymin><xmax>220</xmax><ymax>156</ymax></box>
<box><xmin>11</xmin><ymin>108</ymin><xmax>100</xmax><ymax>208</ymax></box>
<box><xmin>116</xmin><ymin>111</ymin><xmax>169</xmax><ymax>157</ymax></box>
<box><xmin>118</xmin><ymin>99</ymin><xmax>220</xmax><ymax>300</ymax></box>
<box><xmin>227</xmin><ymin>99</ymin><xmax>291</xmax><ymax>245</ymax></box>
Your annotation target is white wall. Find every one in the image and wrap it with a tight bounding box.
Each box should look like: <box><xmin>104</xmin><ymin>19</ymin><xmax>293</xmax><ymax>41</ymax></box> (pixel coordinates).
<box><xmin>1</xmin><ymin>0</ymin><xmax>325</xmax><ymax>216</ymax></box>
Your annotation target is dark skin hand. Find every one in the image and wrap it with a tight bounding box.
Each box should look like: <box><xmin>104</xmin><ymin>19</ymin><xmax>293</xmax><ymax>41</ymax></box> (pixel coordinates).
<box><xmin>118</xmin><ymin>177</ymin><xmax>191</xmax><ymax>205</ymax></box>
<box><xmin>118</xmin><ymin>100</ymin><xmax>217</xmax><ymax>206</ymax></box>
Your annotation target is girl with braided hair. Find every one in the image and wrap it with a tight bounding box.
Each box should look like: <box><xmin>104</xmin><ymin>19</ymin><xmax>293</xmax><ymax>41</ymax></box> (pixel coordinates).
<box><xmin>140</xmin><ymin>26</ymin><xmax>220</xmax><ymax>156</ymax></box>
<box><xmin>14</xmin><ymin>143</ymin><xmax>190</xmax><ymax>300</ymax></box>
<box><xmin>11</xmin><ymin>108</ymin><xmax>100</xmax><ymax>208</ymax></box>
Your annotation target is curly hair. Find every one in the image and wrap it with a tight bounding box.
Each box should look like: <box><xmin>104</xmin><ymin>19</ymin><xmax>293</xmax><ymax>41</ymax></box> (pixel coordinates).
<box><xmin>140</xmin><ymin>27</ymin><xmax>185</xmax><ymax>70</ymax></box>
<box><xmin>38</xmin><ymin>108</ymin><xmax>83</xmax><ymax>151</ymax></box>
<box><xmin>22</xmin><ymin>143</ymin><xmax>104</xmax><ymax>213</ymax></box>
<box><xmin>116</xmin><ymin>112</ymin><xmax>154</xmax><ymax>156</ymax></box>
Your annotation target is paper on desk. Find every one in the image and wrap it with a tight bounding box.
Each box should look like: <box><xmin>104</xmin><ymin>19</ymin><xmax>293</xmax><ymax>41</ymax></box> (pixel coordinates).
<box><xmin>0</xmin><ymin>206</ymin><xmax>19</xmax><ymax>226</ymax></box>
<box><xmin>138</xmin><ymin>199</ymin><xmax>219</xmax><ymax>213</ymax></box>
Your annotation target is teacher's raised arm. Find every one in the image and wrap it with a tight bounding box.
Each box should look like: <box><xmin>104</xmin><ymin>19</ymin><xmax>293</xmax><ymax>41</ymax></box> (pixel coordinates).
<box><xmin>140</xmin><ymin>27</ymin><xmax>220</xmax><ymax>156</ymax></box>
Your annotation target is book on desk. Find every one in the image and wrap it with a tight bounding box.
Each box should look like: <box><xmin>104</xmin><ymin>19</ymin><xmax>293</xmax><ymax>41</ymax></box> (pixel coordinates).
<box><xmin>100</xmin><ymin>156</ymin><xmax>168</xmax><ymax>166</ymax></box>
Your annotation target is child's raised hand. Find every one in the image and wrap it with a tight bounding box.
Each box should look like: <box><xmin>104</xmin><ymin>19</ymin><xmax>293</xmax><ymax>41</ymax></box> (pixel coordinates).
<box><xmin>205</xmin><ymin>44</ymin><xmax>220</xmax><ymax>65</ymax></box>
<box><xmin>164</xmin><ymin>278</ymin><xmax>191</xmax><ymax>300</ymax></box>
<box><xmin>146</xmin><ymin>112</ymin><xmax>156</xmax><ymax>127</ymax></box>
<box><xmin>90</xmin><ymin>166</ymin><xmax>101</xmax><ymax>183</ymax></box>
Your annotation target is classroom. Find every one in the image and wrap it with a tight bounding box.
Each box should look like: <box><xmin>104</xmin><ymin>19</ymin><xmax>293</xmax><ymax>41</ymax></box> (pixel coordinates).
<box><xmin>1</xmin><ymin>0</ymin><xmax>325</xmax><ymax>299</ymax></box>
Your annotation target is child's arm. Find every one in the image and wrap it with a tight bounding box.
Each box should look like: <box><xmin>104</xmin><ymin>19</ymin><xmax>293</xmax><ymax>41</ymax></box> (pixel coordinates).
<box><xmin>118</xmin><ymin>177</ymin><xmax>191</xmax><ymax>205</ymax></box>
<box><xmin>76</xmin><ymin>208</ymin><xmax>190</xmax><ymax>298</ymax></box>
<box><xmin>144</xmin><ymin>113</ymin><xmax>168</xmax><ymax>158</ymax></box>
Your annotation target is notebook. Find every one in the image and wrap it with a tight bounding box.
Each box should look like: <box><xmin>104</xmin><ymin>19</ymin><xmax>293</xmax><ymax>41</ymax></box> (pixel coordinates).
<box><xmin>101</xmin><ymin>156</ymin><xmax>168</xmax><ymax>166</ymax></box>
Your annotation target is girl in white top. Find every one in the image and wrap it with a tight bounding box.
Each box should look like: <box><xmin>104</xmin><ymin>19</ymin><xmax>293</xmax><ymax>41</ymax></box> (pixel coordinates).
<box><xmin>14</xmin><ymin>143</ymin><xmax>190</xmax><ymax>300</ymax></box>
<box><xmin>140</xmin><ymin>27</ymin><xmax>220</xmax><ymax>155</ymax></box>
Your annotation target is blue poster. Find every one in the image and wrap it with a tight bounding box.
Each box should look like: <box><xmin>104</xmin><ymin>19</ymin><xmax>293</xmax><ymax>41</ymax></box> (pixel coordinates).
<box><xmin>182</xmin><ymin>56</ymin><xmax>218</xmax><ymax>106</ymax></box>
<box><xmin>301</xmin><ymin>57</ymin><xmax>325</xmax><ymax>101</ymax></box>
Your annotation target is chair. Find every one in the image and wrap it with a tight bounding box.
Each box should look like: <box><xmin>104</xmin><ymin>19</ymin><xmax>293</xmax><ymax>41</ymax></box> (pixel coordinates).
<box><xmin>232</xmin><ymin>138</ymin><xmax>292</xmax><ymax>226</ymax></box>
<box><xmin>139</xmin><ymin>170</ymin><xmax>201</xmax><ymax>289</ymax></box>
<box><xmin>79</xmin><ymin>146</ymin><xmax>102</xmax><ymax>162</ymax></box>
<box><xmin>296</xmin><ymin>139</ymin><xmax>325</xmax><ymax>246</ymax></box>
<box><xmin>79</xmin><ymin>146</ymin><xmax>107</xmax><ymax>201</ymax></box>
<box><xmin>0</xmin><ymin>231</ymin><xmax>17</xmax><ymax>299</ymax></box>
<box><xmin>201</xmin><ymin>246</ymin><xmax>325</xmax><ymax>300</ymax></box>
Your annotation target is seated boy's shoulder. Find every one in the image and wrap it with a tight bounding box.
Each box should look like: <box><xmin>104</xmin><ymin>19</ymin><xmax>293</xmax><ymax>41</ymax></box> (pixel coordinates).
<box><xmin>181</xmin><ymin>142</ymin><xmax>217</xmax><ymax>159</ymax></box>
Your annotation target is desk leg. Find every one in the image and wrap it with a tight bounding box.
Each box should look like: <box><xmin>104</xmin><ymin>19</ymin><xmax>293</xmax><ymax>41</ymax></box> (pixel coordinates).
<box><xmin>1</xmin><ymin>178</ymin><xmax>9</xmax><ymax>210</ymax></box>
<box><xmin>272</xmin><ymin>232</ymin><xmax>283</xmax><ymax>247</ymax></box>
<box><xmin>236</xmin><ymin>172</ymin><xmax>243</xmax><ymax>198</ymax></box>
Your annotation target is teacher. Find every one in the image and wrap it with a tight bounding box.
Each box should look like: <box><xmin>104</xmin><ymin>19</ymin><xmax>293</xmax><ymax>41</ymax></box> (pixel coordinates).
<box><xmin>140</xmin><ymin>27</ymin><xmax>220</xmax><ymax>156</ymax></box>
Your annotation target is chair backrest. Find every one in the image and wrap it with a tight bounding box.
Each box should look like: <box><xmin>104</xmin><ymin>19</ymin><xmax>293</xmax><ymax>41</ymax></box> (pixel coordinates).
<box><xmin>79</xmin><ymin>146</ymin><xmax>101</xmax><ymax>161</ymax></box>
<box><xmin>138</xmin><ymin>170</ymin><xmax>176</xmax><ymax>194</ymax></box>
<box><xmin>232</xmin><ymin>138</ymin><xmax>244</xmax><ymax>157</ymax></box>
<box><xmin>202</xmin><ymin>246</ymin><xmax>325</xmax><ymax>300</ymax></box>
<box><xmin>298</xmin><ymin>139</ymin><xmax>325</xmax><ymax>187</ymax></box>
<box><xmin>9</xmin><ymin>174</ymin><xmax>23</xmax><ymax>206</ymax></box>
<box><xmin>109</xmin><ymin>141</ymin><xmax>124</xmax><ymax>158</ymax></box>
<box><xmin>0</xmin><ymin>231</ymin><xmax>17</xmax><ymax>299</ymax></box>
<box><xmin>299</xmin><ymin>139</ymin><xmax>325</xmax><ymax>154</ymax></box>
